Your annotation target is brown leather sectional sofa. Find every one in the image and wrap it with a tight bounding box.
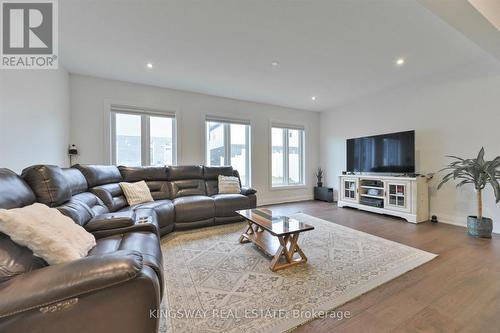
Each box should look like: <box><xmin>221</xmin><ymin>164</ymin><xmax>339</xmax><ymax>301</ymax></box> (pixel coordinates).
<box><xmin>0</xmin><ymin>164</ymin><xmax>256</xmax><ymax>333</ymax></box>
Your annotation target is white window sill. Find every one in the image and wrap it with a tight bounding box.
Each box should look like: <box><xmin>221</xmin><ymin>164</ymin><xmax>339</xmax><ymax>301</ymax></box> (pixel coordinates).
<box><xmin>270</xmin><ymin>184</ymin><xmax>307</xmax><ymax>191</ymax></box>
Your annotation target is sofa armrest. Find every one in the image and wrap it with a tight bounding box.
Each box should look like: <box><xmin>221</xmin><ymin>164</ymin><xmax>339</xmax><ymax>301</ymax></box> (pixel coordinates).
<box><xmin>85</xmin><ymin>211</ymin><xmax>158</xmax><ymax>238</ymax></box>
<box><xmin>85</xmin><ymin>212</ymin><xmax>135</xmax><ymax>232</ymax></box>
<box><xmin>240</xmin><ymin>187</ymin><xmax>257</xmax><ymax>196</ymax></box>
<box><xmin>0</xmin><ymin>250</ymin><xmax>143</xmax><ymax>319</ymax></box>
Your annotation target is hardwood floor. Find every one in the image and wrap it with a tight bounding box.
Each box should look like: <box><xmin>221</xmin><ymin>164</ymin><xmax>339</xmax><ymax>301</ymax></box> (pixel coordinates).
<box><xmin>263</xmin><ymin>200</ymin><xmax>500</xmax><ymax>333</ymax></box>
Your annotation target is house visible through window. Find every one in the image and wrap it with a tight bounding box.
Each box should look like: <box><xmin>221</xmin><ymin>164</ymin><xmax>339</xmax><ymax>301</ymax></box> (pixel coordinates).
<box><xmin>206</xmin><ymin>117</ymin><xmax>250</xmax><ymax>186</ymax></box>
<box><xmin>111</xmin><ymin>105</ymin><xmax>176</xmax><ymax>166</ymax></box>
<box><xmin>272</xmin><ymin>125</ymin><xmax>305</xmax><ymax>186</ymax></box>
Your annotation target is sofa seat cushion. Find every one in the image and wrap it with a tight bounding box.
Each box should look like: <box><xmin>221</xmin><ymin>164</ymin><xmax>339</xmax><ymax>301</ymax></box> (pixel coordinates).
<box><xmin>212</xmin><ymin>194</ymin><xmax>250</xmax><ymax>217</ymax></box>
<box><xmin>173</xmin><ymin>195</ymin><xmax>214</xmax><ymax>223</ymax></box>
<box><xmin>21</xmin><ymin>165</ymin><xmax>72</xmax><ymax>207</ymax></box>
<box><xmin>89</xmin><ymin>231</ymin><xmax>163</xmax><ymax>294</ymax></box>
<box><xmin>127</xmin><ymin>200</ymin><xmax>175</xmax><ymax>229</ymax></box>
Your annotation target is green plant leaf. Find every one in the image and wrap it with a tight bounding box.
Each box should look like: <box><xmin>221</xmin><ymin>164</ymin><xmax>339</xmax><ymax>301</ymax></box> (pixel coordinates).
<box><xmin>437</xmin><ymin>148</ymin><xmax>500</xmax><ymax>196</ymax></box>
<box><xmin>485</xmin><ymin>169</ymin><xmax>500</xmax><ymax>203</ymax></box>
<box><xmin>445</xmin><ymin>155</ymin><xmax>465</xmax><ymax>161</ymax></box>
<box><xmin>477</xmin><ymin>147</ymin><xmax>485</xmax><ymax>164</ymax></box>
<box><xmin>455</xmin><ymin>179</ymin><xmax>473</xmax><ymax>187</ymax></box>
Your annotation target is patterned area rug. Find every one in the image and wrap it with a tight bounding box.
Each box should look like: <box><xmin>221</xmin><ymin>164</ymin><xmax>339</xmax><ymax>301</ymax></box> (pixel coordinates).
<box><xmin>159</xmin><ymin>213</ymin><xmax>437</xmax><ymax>333</ymax></box>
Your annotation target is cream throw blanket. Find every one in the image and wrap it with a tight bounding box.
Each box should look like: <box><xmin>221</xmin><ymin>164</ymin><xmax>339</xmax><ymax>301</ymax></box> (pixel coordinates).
<box><xmin>0</xmin><ymin>203</ymin><xmax>96</xmax><ymax>265</ymax></box>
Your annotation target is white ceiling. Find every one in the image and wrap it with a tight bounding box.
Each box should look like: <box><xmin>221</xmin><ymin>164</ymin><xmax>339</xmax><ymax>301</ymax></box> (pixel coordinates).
<box><xmin>60</xmin><ymin>0</ymin><xmax>498</xmax><ymax>112</ymax></box>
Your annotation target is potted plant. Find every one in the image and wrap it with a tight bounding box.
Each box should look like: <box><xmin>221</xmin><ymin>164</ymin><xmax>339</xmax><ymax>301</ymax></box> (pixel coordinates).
<box><xmin>315</xmin><ymin>167</ymin><xmax>324</xmax><ymax>187</ymax></box>
<box><xmin>437</xmin><ymin>148</ymin><xmax>500</xmax><ymax>238</ymax></box>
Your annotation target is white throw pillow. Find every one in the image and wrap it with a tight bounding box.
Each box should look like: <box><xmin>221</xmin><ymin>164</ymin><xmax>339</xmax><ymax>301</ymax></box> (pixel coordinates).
<box><xmin>0</xmin><ymin>203</ymin><xmax>96</xmax><ymax>265</ymax></box>
<box><xmin>120</xmin><ymin>180</ymin><xmax>154</xmax><ymax>206</ymax></box>
<box><xmin>218</xmin><ymin>175</ymin><xmax>241</xmax><ymax>194</ymax></box>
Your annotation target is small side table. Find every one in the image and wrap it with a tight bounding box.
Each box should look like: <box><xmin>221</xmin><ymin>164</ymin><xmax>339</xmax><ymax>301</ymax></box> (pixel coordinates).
<box><xmin>314</xmin><ymin>186</ymin><xmax>333</xmax><ymax>202</ymax></box>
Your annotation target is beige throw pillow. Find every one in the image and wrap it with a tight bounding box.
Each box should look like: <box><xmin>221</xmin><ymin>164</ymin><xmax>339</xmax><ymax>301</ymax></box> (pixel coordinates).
<box><xmin>120</xmin><ymin>180</ymin><xmax>154</xmax><ymax>206</ymax></box>
<box><xmin>218</xmin><ymin>175</ymin><xmax>241</xmax><ymax>194</ymax></box>
<box><xmin>0</xmin><ymin>203</ymin><xmax>96</xmax><ymax>265</ymax></box>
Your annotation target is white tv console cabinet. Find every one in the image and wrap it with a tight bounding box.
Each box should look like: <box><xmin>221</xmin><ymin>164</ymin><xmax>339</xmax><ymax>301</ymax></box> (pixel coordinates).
<box><xmin>338</xmin><ymin>175</ymin><xmax>429</xmax><ymax>223</ymax></box>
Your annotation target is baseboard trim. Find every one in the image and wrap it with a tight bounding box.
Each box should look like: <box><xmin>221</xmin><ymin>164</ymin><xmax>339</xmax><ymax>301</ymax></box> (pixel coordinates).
<box><xmin>258</xmin><ymin>195</ymin><xmax>314</xmax><ymax>206</ymax></box>
<box><xmin>430</xmin><ymin>212</ymin><xmax>499</xmax><ymax>234</ymax></box>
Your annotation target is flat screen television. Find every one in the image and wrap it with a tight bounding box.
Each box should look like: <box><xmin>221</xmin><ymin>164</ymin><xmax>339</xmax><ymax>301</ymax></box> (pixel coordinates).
<box><xmin>346</xmin><ymin>130</ymin><xmax>415</xmax><ymax>174</ymax></box>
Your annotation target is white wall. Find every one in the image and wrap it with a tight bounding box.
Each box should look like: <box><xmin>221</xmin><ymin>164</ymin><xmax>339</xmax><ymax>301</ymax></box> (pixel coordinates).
<box><xmin>69</xmin><ymin>74</ymin><xmax>320</xmax><ymax>205</ymax></box>
<box><xmin>0</xmin><ymin>68</ymin><xmax>70</xmax><ymax>173</ymax></box>
<box><xmin>320</xmin><ymin>60</ymin><xmax>500</xmax><ymax>232</ymax></box>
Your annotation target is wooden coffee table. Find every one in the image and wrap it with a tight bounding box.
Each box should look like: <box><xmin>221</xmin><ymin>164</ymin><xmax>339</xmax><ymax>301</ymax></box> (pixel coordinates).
<box><xmin>236</xmin><ymin>208</ymin><xmax>314</xmax><ymax>272</ymax></box>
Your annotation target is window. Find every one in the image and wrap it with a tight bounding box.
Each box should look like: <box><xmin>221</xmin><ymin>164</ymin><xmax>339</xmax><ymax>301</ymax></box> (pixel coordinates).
<box><xmin>111</xmin><ymin>105</ymin><xmax>176</xmax><ymax>166</ymax></box>
<box><xmin>206</xmin><ymin>117</ymin><xmax>250</xmax><ymax>186</ymax></box>
<box><xmin>272</xmin><ymin>125</ymin><xmax>305</xmax><ymax>186</ymax></box>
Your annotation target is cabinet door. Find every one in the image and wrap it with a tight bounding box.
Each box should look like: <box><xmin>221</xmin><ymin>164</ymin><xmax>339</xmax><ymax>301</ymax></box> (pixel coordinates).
<box><xmin>385</xmin><ymin>181</ymin><xmax>411</xmax><ymax>212</ymax></box>
<box><xmin>341</xmin><ymin>178</ymin><xmax>358</xmax><ymax>202</ymax></box>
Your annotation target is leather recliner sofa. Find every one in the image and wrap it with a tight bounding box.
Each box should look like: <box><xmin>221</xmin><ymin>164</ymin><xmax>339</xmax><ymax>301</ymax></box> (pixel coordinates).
<box><xmin>0</xmin><ymin>164</ymin><xmax>257</xmax><ymax>333</ymax></box>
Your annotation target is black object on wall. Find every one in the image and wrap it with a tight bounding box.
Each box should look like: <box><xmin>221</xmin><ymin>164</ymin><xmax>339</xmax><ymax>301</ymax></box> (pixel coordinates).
<box><xmin>346</xmin><ymin>130</ymin><xmax>415</xmax><ymax>174</ymax></box>
<box><xmin>68</xmin><ymin>144</ymin><xmax>78</xmax><ymax>167</ymax></box>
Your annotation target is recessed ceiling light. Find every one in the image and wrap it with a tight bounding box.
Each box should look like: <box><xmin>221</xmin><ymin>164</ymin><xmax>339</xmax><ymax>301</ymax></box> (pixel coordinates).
<box><xmin>311</xmin><ymin>96</ymin><xmax>316</xmax><ymax>101</ymax></box>
<box><xmin>147</xmin><ymin>62</ymin><xmax>153</xmax><ymax>68</ymax></box>
<box><xmin>396</xmin><ymin>58</ymin><xmax>405</xmax><ymax>66</ymax></box>
<box><xmin>271</xmin><ymin>61</ymin><xmax>279</xmax><ymax>67</ymax></box>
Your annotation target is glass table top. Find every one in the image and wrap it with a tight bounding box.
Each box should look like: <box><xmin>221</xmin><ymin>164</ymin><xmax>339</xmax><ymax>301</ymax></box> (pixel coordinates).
<box><xmin>236</xmin><ymin>208</ymin><xmax>314</xmax><ymax>236</ymax></box>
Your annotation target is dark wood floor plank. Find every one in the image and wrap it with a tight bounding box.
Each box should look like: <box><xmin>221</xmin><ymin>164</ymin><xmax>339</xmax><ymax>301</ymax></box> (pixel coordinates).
<box><xmin>262</xmin><ymin>200</ymin><xmax>499</xmax><ymax>333</ymax></box>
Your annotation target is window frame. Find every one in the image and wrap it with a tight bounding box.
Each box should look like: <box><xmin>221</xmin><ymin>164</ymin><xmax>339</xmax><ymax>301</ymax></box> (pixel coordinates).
<box><xmin>110</xmin><ymin>106</ymin><xmax>177</xmax><ymax>166</ymax></box>
<box><xmin>270</xmin><ymin>124</ymin><xmax>306</xmax><ymax>189</ymax></box>
<box><xmin>204</xmin><ymin>117</ymin><xmax>251</xmax><ymax>187</ymax></box>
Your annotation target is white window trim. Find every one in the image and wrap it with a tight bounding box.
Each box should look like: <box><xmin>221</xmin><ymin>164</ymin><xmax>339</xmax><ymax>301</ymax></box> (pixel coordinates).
<box><xmin>104</xmin><ymin>101</ymin><xmax>179</xmax><ymax>166</ymax></box>
<box><xmin>204</xmin><ymin>115</ymin><xmax>252</xmax><ymax>187</ymax></box>
<box><xmin>269</xmin><ymin>122</ymin><xmax>306</xmax><ymax>189</ymax></box>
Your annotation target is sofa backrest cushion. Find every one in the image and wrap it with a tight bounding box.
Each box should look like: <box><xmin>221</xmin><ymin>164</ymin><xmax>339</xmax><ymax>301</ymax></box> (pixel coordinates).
<box><xmin>62</xmin><ymin>168</ymin><xmax>88</xmax><ymax>195</ymax></box>
<box><xmin>167</xmin><ymin>165</ymin><xmax>203</xmax><ymax>180</ymax></box>
<box><xmin>168</xmin><ymin>180</ymin><xmax>206</xmax><ymax>198</ymax></box>
<box><xmin>165</xmin><ymin>166</ymin><xmax>205</xmax><ymax>198</ymax></box>
<box><xmin>57</xmin><ymin>199</ymin><xmax>95</xmax><ymax>227</ymax></box>
<box><xmin>119</xmin><ymin>166</ymin><xmax>168</xmax><ymax>182</ymax></box>
<box><xmin>57</xmin><ymin>191</ymin><xmax>109</xmax><ymax>227</ymax></box>
<box><xmin>205</xmin><ymin>180</ymin><xmax>218</xmax><ymax>197</ymax></box>
<box><xmin>144</xmin><ymin>181</ymin><xmax>170</xmax><ymax>200</ymax></box>
<box><xmin>21</xmin><ymin>165</ymin><xmax>72</xmax><ymax>207</ymax></box>
<box><xmin>233</xmin><ymin>169</ymin><xmax>243</xmax><ymax>187</ymax></box>
<box><xmin>91</xmin><ymin>183</ymin><xmax>128</xmax><ymax>211</ymax></box>
<box><xmin>0</xmin><ymin>169</ymin><xmax>47</xmax><ymax>283</ymax></box>
<box><xmin>203</xmin><ymin>166</ymin><xmax>234</xmax><ymax>180</ymax></box>
<box><xmin>72</xmin><ymin>192</ymin><xmax>109</xmax><ymax>217</ymax></box>
<box><xmin>204</xmin><ymin>166</ymin><xmax>234</xmax><ymax>196</ymax></box>
<box><xmin>73</xmin><ymin>164</ymin><xmax>123</xmax><ymax>187</ymax></box>
<box><xmin>0</xmin><ymin>168</ymin><xmax>36</xmax><ymax>209</ymax></box>
<box><xmin>118</xmin><ymin>166</ymin><xmax>170</xmax><ymax>200</ymax></box>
